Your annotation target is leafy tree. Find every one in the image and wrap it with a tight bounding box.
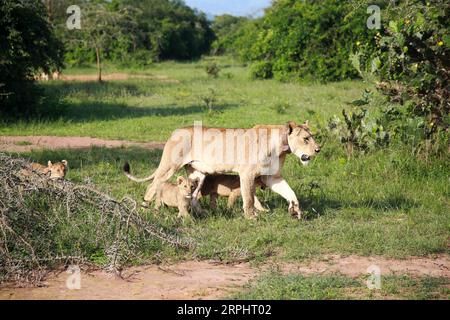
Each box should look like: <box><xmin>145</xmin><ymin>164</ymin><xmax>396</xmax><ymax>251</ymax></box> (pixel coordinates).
<box><xmin>211</xmin><ymin>14</ymin><xmax>251</xmax><ymax>55</ymax></box>
<box><xmin>61</xmin><ymin>0</ymin><xmax>215</xmax><ymax>66</ymax></box>
<box><xmin>65</xmin><ymin>2</ymin><xmax>123</xmax><ymax>81</ymax></box>
<box><xmin>0</xmin><ymin>0</ymin><xmax>63</xmax><ymax>115</ymax></box>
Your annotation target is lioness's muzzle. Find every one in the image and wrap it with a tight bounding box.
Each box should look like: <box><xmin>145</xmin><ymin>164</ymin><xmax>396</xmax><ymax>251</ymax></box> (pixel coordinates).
<box><xmin>301</xmin><ymin>155</ymin><xmax>311</xmax><ymax>162</ymax></box>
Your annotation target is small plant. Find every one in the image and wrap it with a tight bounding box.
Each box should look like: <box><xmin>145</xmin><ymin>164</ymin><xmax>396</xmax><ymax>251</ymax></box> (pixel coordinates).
<box><xmin>272</xmin><ymin>102</ymin><xmax>292</xmax><ymax>114</ymax></box>
<box><xmin>223</xmin><ymin>72</ymin><xmax>234</xmax><ymax>79</ymax></box>
<box><xmin>328</xmin><ymin>107</ymin><xmax>389</xmax><ymax>156</ymax></box>
<box><xmin>200</xmin><ymin>88</ymin><xmax>218</xmax><ymax>114</ymax></box>
<box><xmin>205</xmin><ymin>62</ymin><xmax>220</xmax><ymax>78</ymax></box>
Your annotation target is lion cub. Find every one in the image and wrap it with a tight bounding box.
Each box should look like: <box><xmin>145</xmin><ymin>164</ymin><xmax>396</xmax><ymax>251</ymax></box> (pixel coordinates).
<box><xmin>154</xmin><ymin>176</ymin><xmax>194</xmax><ymax>218</ymax></box>
<box><xmin>200</xmin><ymin>175</ymin><xmax>268</xmax><ymax>212</ymax></box>
<box><xmin>24</xmin><ymin>160</ymin><xmax>68</xmax><ymax>180</ymax></box>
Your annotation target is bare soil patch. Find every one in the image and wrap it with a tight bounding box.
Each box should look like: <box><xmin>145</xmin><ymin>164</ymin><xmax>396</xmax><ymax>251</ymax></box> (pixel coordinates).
<box><xmin>1</xmin><ymin>255</ymin><xmax>448</xmax><ymax>300</ymax></box>
<box><xmin>0</xmin><ymin>136</ymin><xmax>165</xmax><ymax>153</ymax></box>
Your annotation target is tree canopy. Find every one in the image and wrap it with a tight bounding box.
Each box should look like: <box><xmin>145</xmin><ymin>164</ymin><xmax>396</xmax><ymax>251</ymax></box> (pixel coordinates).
<box><xmin>0</xmin><ymin>0</ymin><xmax>63</xmax><ymax>115</ymax></box>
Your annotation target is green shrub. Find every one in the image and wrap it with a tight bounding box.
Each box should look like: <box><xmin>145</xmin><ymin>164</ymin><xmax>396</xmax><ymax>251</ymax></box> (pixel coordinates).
<box><xmin>328</xmin><ymin>107</ymin><xmax>390</xmax><ymax>156</ymax></box>
<box><xmin>205</xmin><ymin>62</ymin><xmax>221</xmax><ymax>78</ymax></box>
<box><xmin>352</xmin><ymin>0</ymin><xmax>449</xmax><ymax>141</ymax></box>
<box><xmin>239</xmin><ymin>0</ymin><xmax>377</xmax><ymax>82</ymax></box>
<box><xmin>250</xmin><ymin>61</ymin><xmax>273</xmax><ymax>79</ymax></box>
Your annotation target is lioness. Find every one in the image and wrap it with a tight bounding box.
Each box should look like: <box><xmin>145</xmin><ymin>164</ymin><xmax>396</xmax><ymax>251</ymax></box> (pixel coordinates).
<box><xmin>199</xmin><ymin>175</ymin><xmax>268</xmax><ymax>212</ymax></box>
<box><xmin>154</xmin><ymin>176</ymin><xmax>194</xmax><ymax>218</ymax></box>
<box><xmin>25</xmin><ymin>160</ymin><xmax>68</xmax><ymax>180</ymax></box>
<box><xmin>124</xmin><ymin>121</ymin><xmax>320</xmax><ymax>219</ymax></box>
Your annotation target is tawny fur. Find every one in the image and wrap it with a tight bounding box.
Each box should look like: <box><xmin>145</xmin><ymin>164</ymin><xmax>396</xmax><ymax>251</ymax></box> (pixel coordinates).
<box><xmin>199</xmin><ymin>175</ymin><xmax>268</xmax><ymax>212</ymax></box>
<box><xmin>23</xmin><ymin>160</ymin><xmax>68</xmax><ymax>180</ymax></box>
<box><xmin>154</xmin><ymin>176</ymin><xmax>193</xmax><ymax>218</ymax></box>
<box><xmin>125</xmin><ymin>121</ymin><xmax>320</xmax><ymax>219</ymax></box>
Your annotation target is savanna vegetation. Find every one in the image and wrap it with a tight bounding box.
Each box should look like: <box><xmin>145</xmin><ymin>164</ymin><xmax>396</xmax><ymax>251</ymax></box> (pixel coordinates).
<box><xmin>0</xmin><ymin>0</ymin><xmax>448</xmax><ymax>299</ymax></box>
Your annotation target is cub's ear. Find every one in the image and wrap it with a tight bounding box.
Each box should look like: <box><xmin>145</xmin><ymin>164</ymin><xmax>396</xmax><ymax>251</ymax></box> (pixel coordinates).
<box><xmin>287</xmin><ymin>121</ymin><xmax>297</xmax><ymax>134</ymax></box>
<box><xmin>303</xmin><ymin>120</ymin><xmax>309</xmax><ymax>127</ymax></box>
<box><xmin>177</xmin><ymin>176</ymin><xmax>186</xmax><ymax>185</ymax></box>
<box><xmin>61</xmin><ymin>160</ymin><xmax>68</xmax><ymax>167</ymax></box>
<box><xmin>47</xmin><ymin>161</ymin><xmax>53</xmax><ymax>167</ymax></box>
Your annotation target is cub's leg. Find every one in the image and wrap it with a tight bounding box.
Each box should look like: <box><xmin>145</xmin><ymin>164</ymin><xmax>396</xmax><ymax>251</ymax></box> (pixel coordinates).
<box><xmin>227</xmin><ymin>189</ymin><xmax>240</xmax><ymax>209</ymax></box>
<box><xmin>254</xmin><ymin>195</ymin><xmax>268</xmax><ymax>212</ymax></box>
<box><xmin>210</xmin><ymin>192</ymin><xmax>218</xmax><ymax>209</ymax></box>
<box><xmin>154</xmin><ymin>190</ymin><xmax>162</xmax><ymax>212</ymax></box>
<box><xmin>177</xmin><ymin>203</ymin><xmax>190</xmax><ymax>219</ymax></box>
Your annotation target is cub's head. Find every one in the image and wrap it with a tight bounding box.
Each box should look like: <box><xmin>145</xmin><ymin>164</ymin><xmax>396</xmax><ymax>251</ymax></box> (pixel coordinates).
<box><xmin>176</xmin><ymin>176</ymin><xmax>194</xmax><ymax>199</ymax></box>
<box><xmin>286</xmin><ymin>121</ymin><xmax>320</xmax><ymax>166</ymax></box>
<box><xmin>47</xmin><ymin>160</ymin><xmax>68</xmax><ymax>180</ymax></box>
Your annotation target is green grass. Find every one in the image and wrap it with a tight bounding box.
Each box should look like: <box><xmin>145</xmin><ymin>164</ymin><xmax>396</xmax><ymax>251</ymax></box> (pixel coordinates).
<box><xmin>18</xmin><ymin>141</ymin><xmax>449</xmax><ymax>262</ymax></box>
<box><xmin>232</xmin><ymin>272</ymin><xmax>450</xmax><ymax>300</ymax></box>
<box><xmin>1</xmin><ymin>57</ymin><xmax>449</xmax><ymax>298</ymax></box>
<box><xmin>14</xmin><ymin>140</ymin><xmax>33</xmax><ymax>146</ymax></box>
<box><xmin>0</xmin><ymin>56</ymin><xmax>367</xmax><ymax>141</ymax></box>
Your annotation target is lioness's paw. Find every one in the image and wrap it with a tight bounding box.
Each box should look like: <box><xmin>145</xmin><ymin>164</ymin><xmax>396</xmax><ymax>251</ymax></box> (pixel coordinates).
<box><xmin>288</xmin><ymin>203</ymin><xmax>302</xmax><ymax>220</ymax></box>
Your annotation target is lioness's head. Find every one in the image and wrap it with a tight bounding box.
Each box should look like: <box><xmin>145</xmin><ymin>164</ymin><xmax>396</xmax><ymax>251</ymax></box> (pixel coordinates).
<box><xmin>47</xmin><ymin>160</ymin><xmax>68</xmax><ymax>180</ymax></box>
<box><xmin>176</xmin><ymin>176</ymin><xmax>194</xmax><ymax>199</ymax></box>
<box><xmin>286</xmin><ymin>121</ymin><xmax>320</xmax><ymax>166</ymax></box>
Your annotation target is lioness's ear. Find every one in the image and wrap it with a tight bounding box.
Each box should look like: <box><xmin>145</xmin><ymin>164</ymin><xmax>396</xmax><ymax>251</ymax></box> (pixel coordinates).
<box><xmin>47</xmin><ymin>161</ymin><xmax>52</xmax><ymax>167</ymax></box>
<box><xmin>177</xmin><ymin>176</ymin><xmax>185</xmax><ymax>185</ymax></box>
<box><xmin>61</xmin><ymin>160</ymin><xmax>68</xmax><ymax>167</ymax></box>
<box><xmin>303</xmin><ymin>120</ymin><xmax>309</xmax><ymax>127</ymax></box>
<box><xmin>287</xmin><ymin>121</ymin><xmax>297</xmax><ymax>134</ymax></box>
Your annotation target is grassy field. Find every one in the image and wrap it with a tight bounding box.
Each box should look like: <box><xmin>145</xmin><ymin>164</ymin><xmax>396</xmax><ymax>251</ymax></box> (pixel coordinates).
<box><xmin>0</xmin><ymin>57</ymin><xmax>368</xmax><ymax>141</ymax></box>
<box><xmin>233</xmin><ymin>272</ymin><xmax>449</xmax><ymax>300</ymax></box>
<box><xmin>1</xmin><ymin>57</ymin><xmax>449</xmax><ymax>298</ymax></box>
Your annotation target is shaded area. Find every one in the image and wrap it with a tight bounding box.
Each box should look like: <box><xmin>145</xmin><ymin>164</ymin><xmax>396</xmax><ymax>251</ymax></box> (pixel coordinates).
<box><xmin>3</xmin><ymin>81</ymin><xmax>238</xmax><ymax>123</ymax></box>
<box><xmin>0</xmin><ymin>136</ymin><xmax>165</xmax><ymax>153</ymax></box>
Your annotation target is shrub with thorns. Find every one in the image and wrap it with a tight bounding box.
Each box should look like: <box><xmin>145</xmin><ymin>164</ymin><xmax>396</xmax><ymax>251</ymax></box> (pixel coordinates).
<box><xmin>0</xmin><ymin>153</ymin><xmax>194</xmax><ymax>286</ymax></box>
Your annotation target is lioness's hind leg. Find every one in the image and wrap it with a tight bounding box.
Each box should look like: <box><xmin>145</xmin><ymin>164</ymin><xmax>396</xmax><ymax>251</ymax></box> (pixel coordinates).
<box><xmin>144</xmin><ymin>166</ymin><xmax>179</xmax><ymax>202</ymax></box>
<box><xmin>239</xmin><ymin>173</ymin><xmax>257</xmax><ymax>219</ymax></box>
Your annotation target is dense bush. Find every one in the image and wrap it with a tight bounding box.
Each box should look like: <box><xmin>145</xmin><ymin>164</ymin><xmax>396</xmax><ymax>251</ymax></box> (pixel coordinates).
<box><xmin>0</xmin><ymin>0</ymin><xmax>63</xmax><ymax>116</ymax></box>
<box><xmin>238</xmin><ymin>0</ymin><xmax>377</xmax><ymax>82</ymax></box>
<box><xmin>211</xmin><ymin>14</ymin><xmax>251</xmax><ymax>55</ymax></box>
<box><xmin>352</xmin><ymin>0</ymin><xmax>449</xmax><ymax>141</ymax></box>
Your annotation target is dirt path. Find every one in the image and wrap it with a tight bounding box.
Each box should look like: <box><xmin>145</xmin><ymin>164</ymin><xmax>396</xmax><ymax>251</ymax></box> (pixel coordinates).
<box><xmin>1</xmin><ymin>255</ymin><xmax>448</xmax><ymax>300</ymax></box>
<box><xmin>0</xmin><ymin>136</ymin><xmax>165</xmax><ymax>153</ymax></box>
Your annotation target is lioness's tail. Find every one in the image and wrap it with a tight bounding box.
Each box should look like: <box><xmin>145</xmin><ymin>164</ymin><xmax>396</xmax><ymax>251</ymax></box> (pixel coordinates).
<box><xmin>123</xmin><ymin>162</ymin><xmax>156</xmax><ymax>183</ymax></box>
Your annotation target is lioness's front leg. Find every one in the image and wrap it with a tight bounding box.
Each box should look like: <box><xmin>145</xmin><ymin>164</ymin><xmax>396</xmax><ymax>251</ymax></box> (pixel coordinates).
<box><xmin>262</xmin><ymin>176</ymin><xmax>301</xmax><ymax>219</ymax></box>
<box><xmin>188</xmin><ymin>170</ymin><xmax>207</xmax><ymax>215</ymax></box>
<box><xmin>239</xmin><ymin>173</ymin><xmax>257</xmax><ymax>219</ymax></box>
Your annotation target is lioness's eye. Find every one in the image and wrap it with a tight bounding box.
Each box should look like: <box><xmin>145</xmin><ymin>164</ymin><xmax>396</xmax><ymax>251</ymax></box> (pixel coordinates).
<box><xmin>304</xmin><ymin>137</ymin><xmax>309</xmax><ymax>143</ymax></box>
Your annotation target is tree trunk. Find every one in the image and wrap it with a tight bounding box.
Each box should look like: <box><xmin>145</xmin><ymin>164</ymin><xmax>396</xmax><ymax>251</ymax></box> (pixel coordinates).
<box><xmin>95</xmin><ymin>46</ymin><xmax>102</xmax><ymax>82</ymax></box>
